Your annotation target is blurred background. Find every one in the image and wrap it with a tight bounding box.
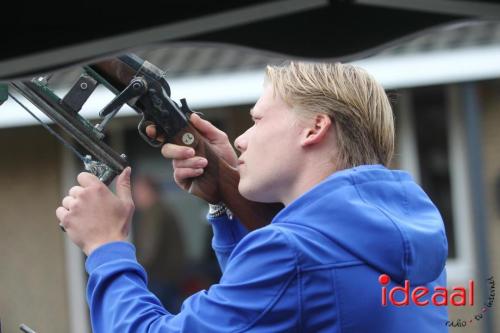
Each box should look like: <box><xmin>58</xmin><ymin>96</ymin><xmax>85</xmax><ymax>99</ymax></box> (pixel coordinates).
<box><xmin>0</xmin><ymin>16</ymin><xmax>499</xmax><ymax>333</ymax></box>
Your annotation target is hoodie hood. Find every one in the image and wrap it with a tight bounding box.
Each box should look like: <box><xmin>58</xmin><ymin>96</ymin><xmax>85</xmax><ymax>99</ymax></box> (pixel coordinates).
<box><xmin>272</xmin><ymin>164</ymin><xmax>448</xmax><ymax>285</ymax></box>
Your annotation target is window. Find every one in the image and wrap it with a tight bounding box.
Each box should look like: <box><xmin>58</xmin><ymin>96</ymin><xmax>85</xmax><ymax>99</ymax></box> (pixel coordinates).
<box><xmin>412</xmin><ymin>86</ymin><xmax>456</xmax><ymax>258</ymax></box>
<box><xmin>395</xmin><ymin>85</ymin><xmax>474</xmax><ymax>283</ymax></box>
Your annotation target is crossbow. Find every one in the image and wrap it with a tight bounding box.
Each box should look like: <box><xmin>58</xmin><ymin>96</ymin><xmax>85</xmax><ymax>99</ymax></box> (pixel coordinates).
<box><xmin>0</xmin><ymin>54</ymin><xmax>282</xmax><ymax>230</ymax></box>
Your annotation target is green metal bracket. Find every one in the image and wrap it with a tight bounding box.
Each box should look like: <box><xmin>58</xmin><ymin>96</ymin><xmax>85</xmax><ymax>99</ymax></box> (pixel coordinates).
<box><xmin>0</xmin><ymin>84</ymin><xmax>8</xmax><ymax>105</ymax></box>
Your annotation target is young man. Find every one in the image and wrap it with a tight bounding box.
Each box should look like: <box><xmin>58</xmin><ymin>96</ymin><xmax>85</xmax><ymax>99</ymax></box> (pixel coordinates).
<box><xmin>56</xmin><ymin>62</ymin><xmax>449</xmax><ymax>332</ymax></box>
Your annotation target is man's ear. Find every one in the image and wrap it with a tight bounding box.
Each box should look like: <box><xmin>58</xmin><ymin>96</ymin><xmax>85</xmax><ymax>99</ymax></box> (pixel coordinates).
<box><xmin>300</xmin><ymin>114</ymin><xmax>332</xmax><ymax>147</ymax></box>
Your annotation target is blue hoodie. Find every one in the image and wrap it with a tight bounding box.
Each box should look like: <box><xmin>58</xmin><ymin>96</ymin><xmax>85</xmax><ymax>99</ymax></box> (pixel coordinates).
<box><xmin>86</xmin><ymin>164</ymin><xmax>449</xmax><ymax>332</ymax></box>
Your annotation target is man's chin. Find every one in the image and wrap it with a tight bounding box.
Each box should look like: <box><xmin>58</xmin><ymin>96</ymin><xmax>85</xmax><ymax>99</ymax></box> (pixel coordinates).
<box><xmin>238</xmin><ymin>183</ymin><xmax>275</xmax><ymax>203</ymax></box>
<box><xmin>238</xmin><ymin>183</ymin><xmax>260</xmax><ymax>202</ymax></box>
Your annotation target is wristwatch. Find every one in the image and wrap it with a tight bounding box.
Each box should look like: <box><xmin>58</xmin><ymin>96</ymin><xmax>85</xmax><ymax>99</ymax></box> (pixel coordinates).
<box><xmin>208</xmin><ymin>202</ymin><xmax>233</xmax><ymax>219</ymax></box>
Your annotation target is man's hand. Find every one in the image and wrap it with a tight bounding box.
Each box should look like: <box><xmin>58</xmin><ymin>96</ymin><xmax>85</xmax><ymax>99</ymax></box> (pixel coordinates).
<box><xmin>56</xmin><ymin>167</ymin><xmax>134</xmax><ymax>256</ymax></box>
<box><xmin>146</xmin><ymin>113</ymin><xmax>238</xmax><ymax>192</ymax></box>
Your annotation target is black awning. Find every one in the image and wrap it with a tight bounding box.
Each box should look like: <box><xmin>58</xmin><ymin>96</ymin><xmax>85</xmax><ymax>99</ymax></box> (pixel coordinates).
<box><xmin>0</xmin><ymin>0</ymin><xmax>498</xmax><ymax>80</ymax></box>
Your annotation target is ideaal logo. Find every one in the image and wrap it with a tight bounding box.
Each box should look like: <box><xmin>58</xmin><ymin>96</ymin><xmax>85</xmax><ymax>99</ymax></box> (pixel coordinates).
<box><xmin>378</xmin><ymin>274</ymin><xmax>495</xmax><ymax>328</ymax></box>
<box><xmin>379</xmin><ymin>274</ymin><xmax>474</xmax><ymax>306</ymax></box>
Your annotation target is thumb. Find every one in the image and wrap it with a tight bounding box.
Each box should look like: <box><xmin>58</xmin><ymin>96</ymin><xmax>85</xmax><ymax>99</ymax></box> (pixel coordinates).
<box><xmin>116</xmin><ymin>167</ymin><xmax>133</xmax><ymax>202</ymax></box>
<box><xmin>190</xmin><ymin>113</ymin><xmax>224</xmax><ymax>142</ymax></box>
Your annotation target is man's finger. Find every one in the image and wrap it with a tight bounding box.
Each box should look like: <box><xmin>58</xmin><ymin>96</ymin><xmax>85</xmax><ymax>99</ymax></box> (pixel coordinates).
<box><xmin>116</xmin><ymin>167</ymin><xmax>133</xmax><ymax>203</ymax></box>
<box><xmin>56</xmin><ymin>206</ymin><xmax>69</xmax><ymax>223</ymax></box>
<box><xmin>161</xmin><ymin>143</ymin><xmax>195</xmax><ymax>159</ymax></box>
<box><xmin>62</xmin><ymin>196</ymin><xmax>75</xmax><ymax>210</ymax></box>
<box><xmin>145</xmin><ymin>125</ymin><xmax>166</xmax><ymax>143</ymax></box>
<box><xmin>189</xmin><ymin>113</ymin><xmax>224</xmax><ymax>142</ymax></box>
<box><xmin>145</xmin><ymin>125</ymin><xmax>157</xmax><ymax>138</ymax></box>
<box><xmin>173</xmin><ymin>157</ymin><xmax>207</xmax><ymax>169</ymax></box>
<box><xmin>69</xmin><ymin>186</ymin><xmax>84</xmax><ymax>198</ymax></box>
<box><xmin>173</xmin><ymin>167</ymin><xmax>204</xmax><ymax>183</ymax></box>
<box><xmin>77</xmin><ymin>172</ymin><xmax>101</xmax><ymax>187</ymax></box>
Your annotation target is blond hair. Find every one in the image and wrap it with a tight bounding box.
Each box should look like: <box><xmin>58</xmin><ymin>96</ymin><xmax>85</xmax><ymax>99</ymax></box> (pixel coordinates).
<box><xmin>265</xmin><ymin>61</ymin><xmax>394</xmax><ymax>169</ymax></box>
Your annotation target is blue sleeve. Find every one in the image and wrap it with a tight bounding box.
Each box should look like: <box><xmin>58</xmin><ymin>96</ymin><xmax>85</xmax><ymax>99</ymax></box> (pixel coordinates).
<box><xmin>207</xmin><ymin>214</ymin><xmax>248</xmax><ymax>272</ymax></box>
<box><xmin>85</xmin><ymin>227</ymin><xmax>297</xmax><ymax>333</ymax></box>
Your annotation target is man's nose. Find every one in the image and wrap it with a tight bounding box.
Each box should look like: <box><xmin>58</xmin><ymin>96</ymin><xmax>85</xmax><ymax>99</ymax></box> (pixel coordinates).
<box><xmin>234</xmin><ymin>132</ymin><xmax>247</xmax><ymax>153</ymax></box>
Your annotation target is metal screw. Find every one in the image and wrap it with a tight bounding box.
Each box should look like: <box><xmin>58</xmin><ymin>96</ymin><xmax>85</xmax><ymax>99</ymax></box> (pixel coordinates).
<box><xmin>36</xmin><ymin>76</ymin><xmax>48</xmax><ymax>85</ymax></box>
<box><xmin>182</xmin><ymin>132</ymin><xmax>195</xmax><ymax>145</ymax></box>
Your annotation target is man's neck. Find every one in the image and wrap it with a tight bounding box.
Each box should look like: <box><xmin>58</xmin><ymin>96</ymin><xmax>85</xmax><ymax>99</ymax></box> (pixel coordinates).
<box><xmin>281</xmin><ymin>158</ymin><xmax>337</xmax><ymax>206</ymax></box>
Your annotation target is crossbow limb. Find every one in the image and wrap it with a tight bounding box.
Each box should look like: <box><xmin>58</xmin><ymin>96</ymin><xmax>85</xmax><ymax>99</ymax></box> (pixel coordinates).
<box><xmin>3</xmin><ymin>54</ymin><xmax>283</xmax><ymax>230</ymax></box>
